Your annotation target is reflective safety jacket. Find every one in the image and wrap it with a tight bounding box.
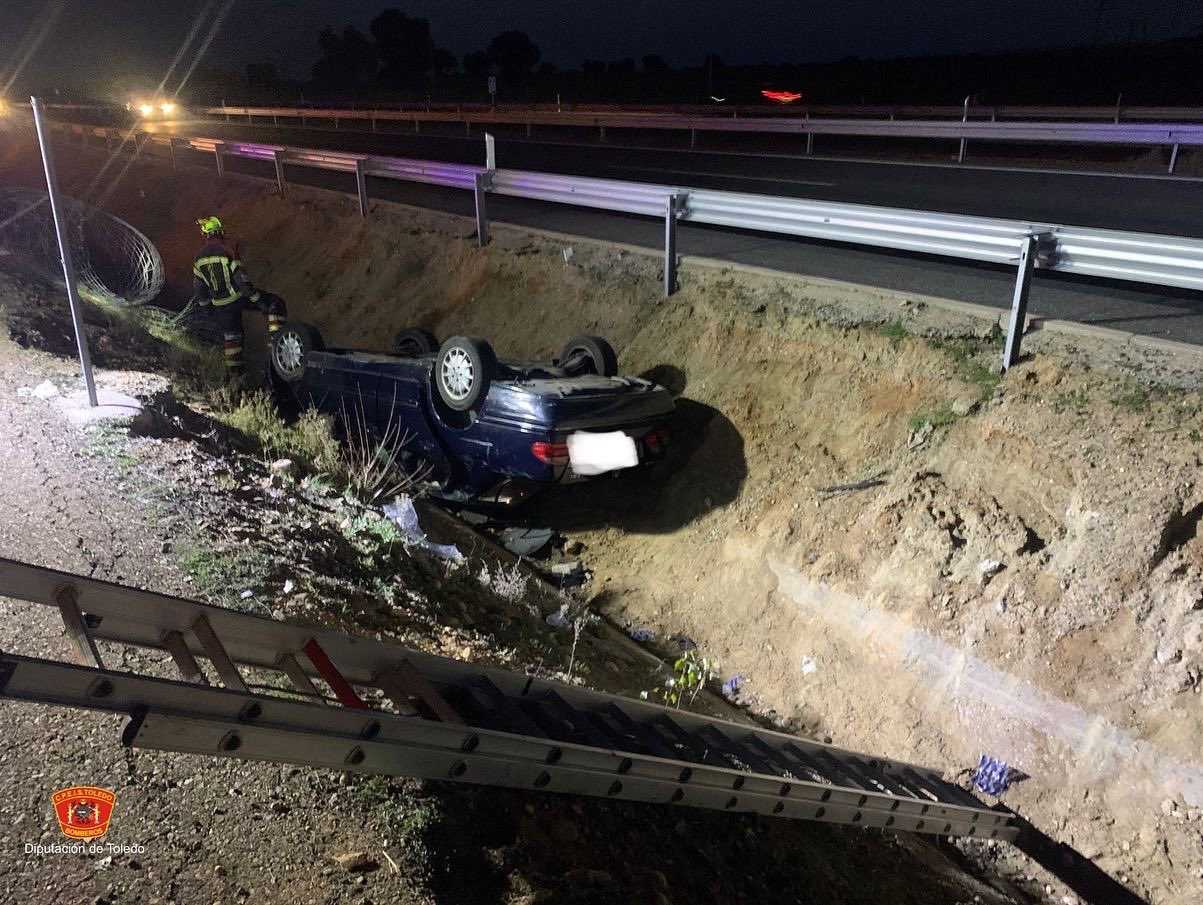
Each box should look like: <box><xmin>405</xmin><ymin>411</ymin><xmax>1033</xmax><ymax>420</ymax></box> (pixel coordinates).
<box><xmin>192</xmin><ymin>241</ymin><xmax>259</xmax><ymax>306</ymax></box>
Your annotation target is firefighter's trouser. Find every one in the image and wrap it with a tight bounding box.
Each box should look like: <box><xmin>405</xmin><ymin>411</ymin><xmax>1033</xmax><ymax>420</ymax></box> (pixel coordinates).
<box><xmin>211</xmin><ymin>292</ymin><xmax>286</xmax><ymax>373</ymax></box>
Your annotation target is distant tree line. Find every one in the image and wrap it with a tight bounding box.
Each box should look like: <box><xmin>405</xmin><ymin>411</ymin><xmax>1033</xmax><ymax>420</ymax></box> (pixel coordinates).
<box><xmin>230</xmin><ymin>9</ymin><xmax>1203</xmax><ymax>107</ymax></box>
<box><xmin>308</xmin><ymin>9</ymin><xmax>543</xmax><ymax>95</ymax></box>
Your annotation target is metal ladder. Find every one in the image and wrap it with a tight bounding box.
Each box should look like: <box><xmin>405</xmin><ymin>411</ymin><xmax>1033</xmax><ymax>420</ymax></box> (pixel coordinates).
<box><xmin>0</xmin><ymin>557</ymin><xmax>1017</xmax><ymax>841</ymax></box>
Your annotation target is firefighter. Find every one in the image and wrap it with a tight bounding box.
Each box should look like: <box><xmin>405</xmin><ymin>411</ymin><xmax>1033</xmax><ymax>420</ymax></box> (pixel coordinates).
<box><xmin>191</xmin><ymin>216</ymin><xmax>286</xmax><ymax>377</ymax></box>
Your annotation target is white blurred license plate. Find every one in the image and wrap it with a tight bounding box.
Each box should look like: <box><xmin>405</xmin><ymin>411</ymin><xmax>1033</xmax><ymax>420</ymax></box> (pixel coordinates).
<box><xmin>567</xmin><ymin>431</ymin><xmax>639</xmax><ymax>476</ymax></box>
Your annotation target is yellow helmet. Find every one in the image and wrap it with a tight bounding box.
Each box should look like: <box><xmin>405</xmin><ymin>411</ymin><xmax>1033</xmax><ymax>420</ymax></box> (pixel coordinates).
<box><xmin>197</xmin><ymin>216</ymin><xmax>224</xmax><ymax>237</ymax></box>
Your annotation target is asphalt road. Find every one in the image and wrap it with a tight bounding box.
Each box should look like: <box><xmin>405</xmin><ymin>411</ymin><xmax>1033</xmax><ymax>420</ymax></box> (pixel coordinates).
<box><xmin>140</xmin><ymin>119</ymin><xmax>1203</xmax><ymax>345</ymax></box>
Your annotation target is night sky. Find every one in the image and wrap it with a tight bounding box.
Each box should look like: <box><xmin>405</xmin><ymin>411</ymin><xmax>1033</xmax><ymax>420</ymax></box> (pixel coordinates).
<box><xmin>1</xmin><ymin>0</ymin><xmax>1199</xmax><ymax>93</ymax></box>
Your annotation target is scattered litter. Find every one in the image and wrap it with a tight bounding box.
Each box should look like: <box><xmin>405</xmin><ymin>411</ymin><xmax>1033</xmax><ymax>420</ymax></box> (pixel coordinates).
<box><xmin>721</xmin><ymin>674</ymin><xmax>746</xmax><ymax>699</ymax></box>
<box><xmin>282</xmin><ymin>579</ymin><xmax>295</xmax><ymax>594</ymax></box>
<box><xmin>18</xmin><ymin>380</ymin><xmax>59</xmax><ymax>399</ymax></box>
<box><xmin>383</xmin><ymin>495</ymin><xmax>464</xmax><ymax>562</ymax></box>
<box><xmin>628</xmin><ymin>626</ymin><xmax>656</xmax><ymax>642</ymax></box>
<box><xmin>971</xmin><ymin>753</ymin><xmax>1014</xmax><ymax>796</ymax></box>
<box><xmin>816</xmin><ymin>474</ymin><xmax>886</xmax><ymax>497</ymax></box>
<box><xmin>562</xmin><ymin>246</ymin><xmax>575</xmax><ymax>263</ymax></box>
<box><xmin>540</xmin><ymin>559</ymin><xmax>588</xmax><ymax>588</ymax></box>
<box><xmin>800</xmin><ymin>656</ymin><xmax>818</xmax><ymax>675</ymax></box>
<box><xmin>978</xmin><ymin>559</ymin><xmax>1004</xmax><ymax>578</ymax></box>
<box><xmin>239</xmin><ymin>590</ymin><xmax>254</xmax><ymax>600</ymax></box>
<box><xmin>669</xmin><ymin>634</ymin><xmax>697</xmax><ymax>651</ymax></box>
<box><xmin>332</xmin><ymin>851</ymin><xmax>377</xmax><ymax>872</ymax></box>
<box><xmin>907</xmin><ymin>421</ymin><xmax>934</xmax><ymax>450</ymax></box>
<box><xmin>497</xmin><ymin>526</ymin><xmax>555</xmax><ymax>557</ymax></box>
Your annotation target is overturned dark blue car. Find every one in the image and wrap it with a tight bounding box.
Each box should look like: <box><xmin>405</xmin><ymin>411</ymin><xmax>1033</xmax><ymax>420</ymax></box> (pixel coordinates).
<box><xmin>269</xmin><ymin>323</ymin><xmax>674</xmax><ymax>496</ymax></box>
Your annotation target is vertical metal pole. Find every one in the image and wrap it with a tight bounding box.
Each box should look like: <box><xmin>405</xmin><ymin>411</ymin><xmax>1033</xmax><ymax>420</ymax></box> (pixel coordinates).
<box><xmin>1002</xmin><ymin>235</ymin><xmax>1037</xmax><ymax>372</ymax></box>
<box><xmin>466</xmin><ymin>120</ymin><xmax>471</xmax><ymax>136</ymax></box>
<box><xmin>473</xmin><ymin>172</ymin><xmax>490</xmax><ymax>247</ymax></box>
<box><xmin>273</xmin><ymin>150</ymin><xmax>287</xmax><ymax>197</ymax></box>
<box><xmin>805</xmin><ymin>132</ymin><xmax>814</xmax><ymax>155</ymax></box>
<box><xmin>690</xmin><ymin>128</ymin><xmax>697</xmax><ymax>148</ymax></box>
<box><xmin>958</xmin><ymin>94</ymin><xmax>970</xmax><ymax>163</ymax></box>
<box><xmin>371</xmin><ymin>116</ymin><xmax>377</xmax><ymax>132</ymax></box>
<box><xmin>1168</xmin><ymin>143</ymin><xmax>1180</xmax><ymax>175</ymax></box>
<box><xmin>526</xmin><ymin>121</ymin><xmax>532</xmax><ymax>138</ymax></box>
<box><xmin>1114</xmin><ymin>92</ymin><xmax>1123</xmax><ymax>124</ymax></box>
<box><xmin>664</xmin><ymin>192</ymin><xmax>684</xmax><ymax>297</ymax></box>
<box><xmin>168</xmin><ymin>137</ymin><xmax>177</xmax><ymax>170</ymax></box>
<box><xmin>355</xmin><ymin>159</ymin><xmax>368</xmax><ymax>218</ymax></box>
<box><xmin>485</xmin><ymin>133</ymin><xmax>496</xmax><ymax>171</ymax></box>
<box><xmin>30</xmin><ymin>98</ymin><xmax>97</xmax><ymax>407</ymax></box>
<box><xmin>214</xmin><ymin>142</ymin><xmax>225</xmax><ymax>177</ymax></box>
<box><xmin>599</xmin><ymin>125</ymin><xmax>606</xmax><ymax>142</ymax></box>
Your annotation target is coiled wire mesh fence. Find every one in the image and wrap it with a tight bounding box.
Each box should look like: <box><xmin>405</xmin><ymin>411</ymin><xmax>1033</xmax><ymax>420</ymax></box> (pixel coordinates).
<box><xmin>0</xmin><ymin>189</ymin><xmax>163</xmax><ymax>307</ymax></box>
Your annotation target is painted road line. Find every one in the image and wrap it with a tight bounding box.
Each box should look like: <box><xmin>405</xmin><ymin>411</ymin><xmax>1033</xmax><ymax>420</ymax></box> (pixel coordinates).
<box><xmin>603</xmin><ymin>164</ymin><xmax>835</xmax><ymax>187</ymax></box>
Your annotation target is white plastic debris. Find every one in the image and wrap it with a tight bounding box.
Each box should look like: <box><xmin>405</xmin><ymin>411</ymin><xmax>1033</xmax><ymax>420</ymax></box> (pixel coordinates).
<box><xmin>282</xmin><ymin>579</ymin><xmax>295</xmax><ymax>594</ymax></box>
<box><xmin>31</xmin><ymin>380</ymin><xmax>59</xmax><ymax>399</ymax></box>
<box><xmin>383</xmin><ymin>495</ymin><xmax>464</xmax><ymax>562</ymax></box>
<box><xmin>240</xmin><ymin>590</ymin><xmax>254</xmax><ymax>600</ymax></box>
<box><xmin>978</xmin><ymin>559</ymin><xmax>1004</xmax><ymax>577</ymax></box>
<box><xmin>800</xmin><ymin>656</ymin><xmax>818</xmax><ymax>675</ymax></box>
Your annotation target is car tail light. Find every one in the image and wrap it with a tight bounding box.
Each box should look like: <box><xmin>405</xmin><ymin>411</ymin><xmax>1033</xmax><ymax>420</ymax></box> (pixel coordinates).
<box><xmin>531</xmin><ymin>441</ymin><xmax>570</xmax><ymax>466</ymax></box>
<box><xmin>644</xmin><ymin>429</ymin><xmax>670</xmax><ymax>451</ymax></box>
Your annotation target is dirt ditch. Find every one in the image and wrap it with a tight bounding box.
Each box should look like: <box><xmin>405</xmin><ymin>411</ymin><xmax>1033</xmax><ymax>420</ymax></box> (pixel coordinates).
<box><xmin>2</xmin><ymin>136</ymin><xmax>1203</xmax><ymax>903</ymax></box>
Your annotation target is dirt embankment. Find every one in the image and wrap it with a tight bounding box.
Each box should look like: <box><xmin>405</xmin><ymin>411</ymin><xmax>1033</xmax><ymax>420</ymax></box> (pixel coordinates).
<box><xmin>5</xmin><ymin>143</ymin><xmax>1203</xmax><ymax>904</ymax></box>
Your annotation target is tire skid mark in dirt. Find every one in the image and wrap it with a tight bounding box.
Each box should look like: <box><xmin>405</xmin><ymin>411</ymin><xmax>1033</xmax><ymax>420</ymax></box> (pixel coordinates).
<box><xmin>769</xmin><ymin>559</ymin><xmax>1203</xmax><ymax>809</ymax></box>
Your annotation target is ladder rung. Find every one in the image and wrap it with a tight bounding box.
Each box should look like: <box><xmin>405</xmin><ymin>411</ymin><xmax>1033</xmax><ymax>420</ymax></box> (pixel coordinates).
<box><xmin>302</xmin><ymin>638</ymin><xmax>367</xmax><ymax>709</ymax></box>
<box><xmin>276</xmin><ymin>652</ymin><xmax>325</xmax><ymax>704</ymax></box>
<box><xmin>162</xmin><ymin>630</ymin><xmax>208</xmax><ymax>685</ymax></box>
<box><xmin>191</xmin><ymin>614</ymin><xmax>248</xmax><ymax>692</ymax></box>
<box><xmin>374</xmin><ymin>660</ymin><xmax>459</xmax><ymax>722</ymax></box>
<box><xmin>55</xmin><ymin>585</ymin><xmax>105</xmax><ymax>670</ymax></box>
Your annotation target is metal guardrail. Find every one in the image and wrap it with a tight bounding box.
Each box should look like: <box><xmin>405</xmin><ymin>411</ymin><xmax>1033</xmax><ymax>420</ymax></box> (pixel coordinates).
<box><xmin>204</xmin><ymin>104</ymin><xmax>1202</xmax><ymax>172</ymax></box>
<box><xmin>50</xmin><ymin>119</ymin><xmax>1203</xmax><ymax>368</ymax></box>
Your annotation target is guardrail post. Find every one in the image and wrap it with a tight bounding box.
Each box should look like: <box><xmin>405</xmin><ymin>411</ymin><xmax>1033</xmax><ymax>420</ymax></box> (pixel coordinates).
<box><xmin>805</xmin><ymin>132</ymin><xmax>814</xmax><ymax>155</ymax></box>
<box><xmin>466</xmin><ymin>121</ymin><xmax>471</xmax><ymax>136</ymax></box>
<box><xmin>414</xmin><ymin>118</ymin><xmax>420</xmax><ymax>133</ymax></box>
<box><xmin>599</xmin><ymin>125</ymin><xmax>607</xmax><ymax>142</ymax></box>
<box><xmin>273</xmin><ymin>150</ymin><xmax>287</xmax><ymax>197</ymax></box>
<box><xmin>664</xmin><ymin>192</ymin><xmax>686</xmax><ymax>296</ymax></box>
<box><xmin>690</xmin><ymin>128</ymin><xmax>697</xmax><ymax>148</ymax></box>
<box><xmin>370</xmin><ymin>116</ymin><xmax>377</xmax><ymax>132</ymax></box>
<box><xmin>1002</xmin><ymin>235</ymin><xmax>1037</xmax><ymax>371</ymax></box>
<box><xmin>214</xmin><ymin>142</ymin><xmax>226</xmax><ymax>177</ymax></box>
<box><xmin>168</xmin><ymin>137</ymin><xmax>177</xmax><ymax>170</ymax></box>
<box><xmin>1168</xmin><ymin>143</ymin><xmax>1180</xmax><ymax>175</ymax></box>
<box><xmin>526</xmin><ymin>121</ymin><xmax>532</xmax><ymax>138</ymax></box>
<box><xmin>355</xmin><ymin>159</ymin><xmax>369</xmax><ymax>217</ymax></box>
<box><xmin>473</xmin><ymin>171</ymin><xmax>491</xmax><ymax>247</ymax></box>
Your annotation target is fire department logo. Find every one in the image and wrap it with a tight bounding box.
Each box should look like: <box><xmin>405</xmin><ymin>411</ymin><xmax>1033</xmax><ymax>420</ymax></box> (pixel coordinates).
<box><xmin>51</xmin><ymin>787</ymin><xmax>116</xmax><ymax>840</ymax></box>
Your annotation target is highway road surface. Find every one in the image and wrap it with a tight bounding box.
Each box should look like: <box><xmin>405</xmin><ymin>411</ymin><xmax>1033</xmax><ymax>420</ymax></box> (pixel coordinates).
<box><xmin>132</xmin><ymin>118</ymin><xmax>1203</xmax><ymax>345</ymax></box>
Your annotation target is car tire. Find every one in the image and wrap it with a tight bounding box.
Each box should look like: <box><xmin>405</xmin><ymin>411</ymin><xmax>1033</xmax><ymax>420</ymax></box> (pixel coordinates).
<box><xmin>434</xmin><ymin>336</ymin><xmax>495</xmax><ymax>411</ymax></box>
<box><xmin>270</xmin><ymin>321</ymin><xmax>324</xmax><ymax>384</ymax></box>
<box><xmin>393</xmin><ymin>327</ymin><xmax>438</xmax><ymax>357</ymax></box>
<box><xmin>560</xmin><ymin>335</ymin><xmax>618</xmax><ymax>377</ymax></box>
